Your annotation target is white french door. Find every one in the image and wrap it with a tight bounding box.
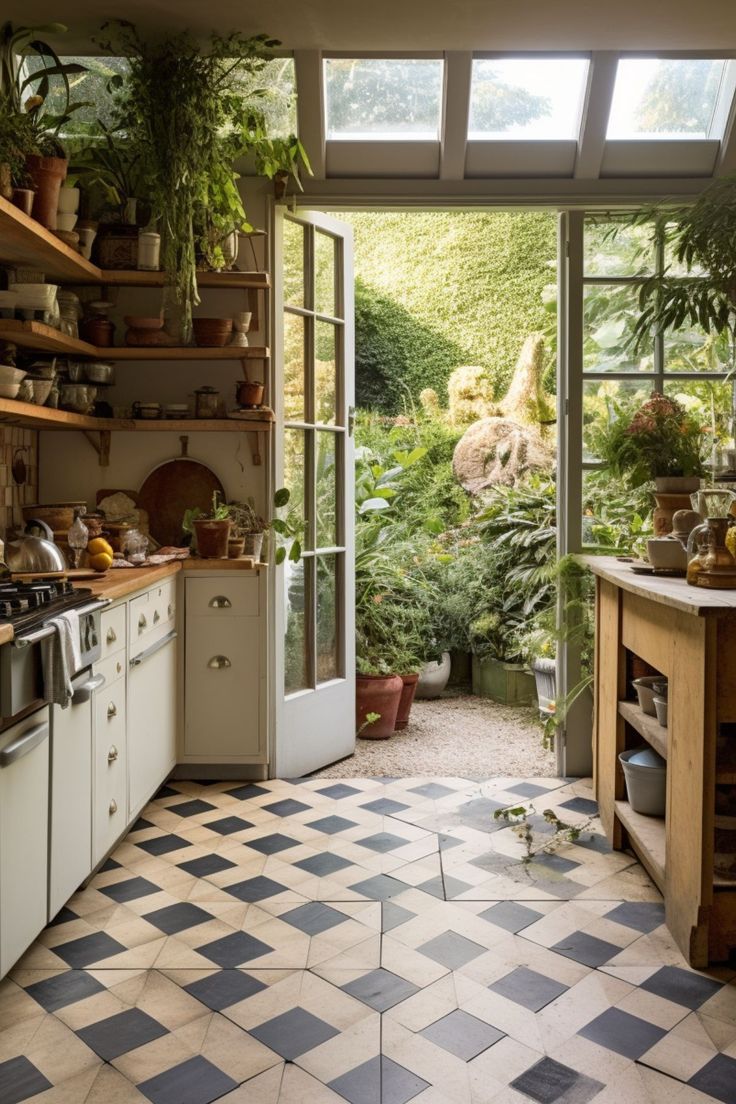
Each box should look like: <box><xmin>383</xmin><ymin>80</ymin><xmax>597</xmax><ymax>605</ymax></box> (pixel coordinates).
<box><xmin>273</xmin><ymin>209</ymin><xmax>356</xmax><ymax>778</ymax></box>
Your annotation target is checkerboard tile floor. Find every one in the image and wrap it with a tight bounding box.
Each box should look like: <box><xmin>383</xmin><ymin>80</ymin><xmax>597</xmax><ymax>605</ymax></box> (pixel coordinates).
<box><xmin>2</xmin><ymin>775</ymin><xmax>735</xmax><ymax>1102</ymax></box>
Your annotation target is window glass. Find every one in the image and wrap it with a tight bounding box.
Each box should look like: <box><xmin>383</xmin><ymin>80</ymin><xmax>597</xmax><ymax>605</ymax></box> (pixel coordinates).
<box><xmin>584</xmin><ymin>218</ymin><xmax>654</xmax><ymax>277</ymax></box>
<box><xmin>607</xmin><ymin>59</ymin><xmax>728</xmax><ymax>140</ymax></box>
<box><xmin>468</xmin><ymin>58</ymin><xmax>588</xmax><ymax>139</ymax></box>
<box><xmin>583</xmin><ymin>285</ymin><xmax>653</xmax><ymax>373</ymax></box>
<box><xmin>324</xmin><ymin>58</ymin><xmax>443</xmax><ymax>139</ymax></box>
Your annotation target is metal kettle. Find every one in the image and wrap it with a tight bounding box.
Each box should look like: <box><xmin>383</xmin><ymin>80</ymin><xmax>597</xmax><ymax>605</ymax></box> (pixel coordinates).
<box><xmin>4</xmin><ymin>519</ymin><xmax>67</xmax><ymax>574</ymax></box>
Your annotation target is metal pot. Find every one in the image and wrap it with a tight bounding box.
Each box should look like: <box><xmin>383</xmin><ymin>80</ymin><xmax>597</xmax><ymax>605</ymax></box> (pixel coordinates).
<box><xmin>5</xmin><ymin>519</ymin><xmax>67</xmax><ymax>573</ymax></box>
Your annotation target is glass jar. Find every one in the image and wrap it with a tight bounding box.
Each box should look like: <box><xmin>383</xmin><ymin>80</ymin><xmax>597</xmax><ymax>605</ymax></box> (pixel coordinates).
<box><xmin>67</xmin><ymin>507</ymin><xmax>88</xmax><ymax>569</ymax></box>
<box><xmin>194</xmin><ymin>386</ymin><xmax>220</xmax><ymax>419</ymax></box>
<box><xmin>137</xmin><ymin>231</ymin><xmax>161</xmax><ymax>271</ymax></box>
<box><xmin>121</xmin><ymin>528</ymin><xmax>148</xmax><ymax>564</ymax></box>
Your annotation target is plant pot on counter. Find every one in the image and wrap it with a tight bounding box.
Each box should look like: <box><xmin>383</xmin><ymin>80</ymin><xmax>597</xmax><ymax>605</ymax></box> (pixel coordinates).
<box><xmin>11</xmin><ymin>187</ymin><xmax>34</xmax><ymax>216</ymax></box>
<box><xmin>242</xmin><ymin>531</ymin><xmax>264</xmax><ymax>561</ymax></box>
<box><xmin>235</xmin><ymin>380</ymin><xmax>265</xmax><ymax>408</ymax></box>
<box><xmin>26</xmin><ymin>155</ymin><xmax>67</xmax><ymax>230</ymax></box>
<box><xmin>472</xmin><ymin>656</ymin><xmax>536</xmax><ymax>705</ymax></box>
<box><xmin>415</xmin><ymin>652</ymin><xmax>451</xmax><ymax>700</ymax></box>
<box><xmin>356</xmin><ymin>674</ymin><xmax>403</xmax><ymax>739</ymax></box>
<box><xmin>193</xmin><ymin>518</ymin><xmax>231</xmax><ymax>559</ymax></box>
<box><xmin>228</xmin><ymin>536</ymin><xmax>246</xmax><ymax>559</ymax></box>
<box><xmin>531</xmin><ymin>657</ymin><xmax>556</xmax><ymax>717</ymax></box>
<box><xmin>395</xmin><ymin>673</ymin><xmax>419</xmax><ymax>730</ymax></box>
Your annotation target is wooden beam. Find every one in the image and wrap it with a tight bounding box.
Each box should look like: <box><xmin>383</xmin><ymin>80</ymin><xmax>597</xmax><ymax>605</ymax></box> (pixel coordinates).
<box><xmin>294</xmin><ymin>50</ymin><xmax>326</xmax><ymax>181</ymax></box>
<box><xmin>440</xmin><ymin>52</ymin><xmax>472</xmax><ymax>181</ymax></box>
<box><xmin>574</xmin><ymin>52</ymin><xmax>619</xmax><ymax>180</ymax></box>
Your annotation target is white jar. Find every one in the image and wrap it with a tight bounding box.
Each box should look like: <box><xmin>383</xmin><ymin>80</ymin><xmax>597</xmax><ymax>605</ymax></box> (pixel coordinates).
<box><xmin>137</xmin><ymin>231</ymin><xmax>161</xmax><ymax>271</ymax></box>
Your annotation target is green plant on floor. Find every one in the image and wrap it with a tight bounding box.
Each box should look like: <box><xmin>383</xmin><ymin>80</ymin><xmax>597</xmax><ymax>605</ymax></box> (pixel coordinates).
<box><xmin>98</xmin><ymin>21</ymin><xmax>287</xmax><ymax>341</ymax></box>
<box><xmin>493</xmin><ymin>802</ymin><xmax>598</xmax><ymax>866</ymax></box>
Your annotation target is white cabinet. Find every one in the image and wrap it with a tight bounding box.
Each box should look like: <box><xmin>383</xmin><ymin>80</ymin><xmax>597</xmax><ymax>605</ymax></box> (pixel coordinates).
<box><xmin>184</xmin><ymin>573</ymin><xmax>264</xmax><ymax>762</ymax></box>
<box><xmin>0</xmin><ymin>709</ymin><xmax>50</xmax><ymax>976</ymax></box>
<box><xmin>128</xmin><ymin>628</ymin><xmax>177</xmax><ymax>817</ymax></box>
<box><xmin>92</xmin><ymin>665</ymin><xmax>127</xmax><ymax>865</ymax></box>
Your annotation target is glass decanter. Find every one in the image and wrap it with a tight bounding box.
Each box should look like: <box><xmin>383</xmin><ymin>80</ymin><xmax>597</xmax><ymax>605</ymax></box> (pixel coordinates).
<box><xmin>67</xmin><ymin>507</ymin><xmax>89</xmax><ymax>569</ymax></box>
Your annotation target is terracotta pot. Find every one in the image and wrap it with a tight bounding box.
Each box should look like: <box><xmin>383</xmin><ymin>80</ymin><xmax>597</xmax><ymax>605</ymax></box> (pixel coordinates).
<box><xmin>228</xmin><ymin>536</ymin><xmax>245</xmax><ymax>559</ymax></box>
<box><xmin>654</xmin><ymin>476</ymin><xmax>701</xmax><ymax>494</ymax></box>
<box><xmin>653</xmin><ymin>492</ymin><xmax>694</xmax><ymax>536</ymax></box>
<box><xmin>356</xmin><ymin>674</ymin><xmax>403</xmax><ymax>739</ymax></box>
<box><xmin>11</xmin><ymin>187</ymin><xmax>34</xmax><ymax>216</ymax></box>
<box><xmin>193</xmin><ymin>518</ymin><xmax>231</xmax><ymax>559</ymax></box>
<box><xmin>395</xmin><ymin>673</ymin><xmax>419</xmax><ymax>730</ymax></box>
<box><xmin>26</xmin><ymin>155</ymin><xmax>67</xmax><ymax>230</ymax></box>
<box><xmin>81</xmin><ymin>319</ymin><xmax>115</xmax><ymax>347</ymax></box>
<box><xmin>235</xmin><ymin>380</ymin><xmax>265</xmax><ymax>408</ymax></box>
<box><xmin>0</xmin><ymin>163</ymin><xmax>12</xmax><ymax>200</ymax></box>
<box><xmin>193</xmin><ymin>318</ymin><xmax>233</xmax><ymax>347</ymax></box>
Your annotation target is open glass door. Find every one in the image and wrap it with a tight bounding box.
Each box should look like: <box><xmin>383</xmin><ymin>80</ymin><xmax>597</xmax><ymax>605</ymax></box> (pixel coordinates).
<box><xmin>273</xmin><ymin>209</ymin><xmax>355</xmax><ymax>777</ymax></box>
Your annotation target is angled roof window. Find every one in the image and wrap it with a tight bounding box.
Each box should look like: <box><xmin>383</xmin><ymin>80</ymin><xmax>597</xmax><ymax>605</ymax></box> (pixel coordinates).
<box><xmin>468</xmin><ymin>57</ymin><xmax>589</xmax><ymax>140</ymax></box>
<box><xmin>607</xmin><ymin>58</ymin><xmax>731</xmax><ymax>139</ymax></box>
<box><xmin>324</xmin><ymin>58</ymin><xmax>444</xmax><ymax>140</ymax></box>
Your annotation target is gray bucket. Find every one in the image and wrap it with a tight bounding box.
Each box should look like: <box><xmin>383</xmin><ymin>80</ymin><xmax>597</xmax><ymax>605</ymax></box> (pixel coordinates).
<box><xmin>619</xmin><ymin>746</ymin><xmax>666</xmax><ymax>817</ymax></box>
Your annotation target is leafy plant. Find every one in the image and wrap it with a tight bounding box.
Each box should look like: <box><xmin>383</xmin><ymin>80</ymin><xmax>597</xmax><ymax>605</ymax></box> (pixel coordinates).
<box><xmin>493</xmin><ymin>802</ymin><xmax>597</xmax><ymax>866</ymax></box>
<box><xmin>69</xmin><ymin>120</ymin><xmax>145</xmax><ymax>218</ymax></box>
<box><xmin>253</xmin><ymin>134</ymin><xmax>312</xmax><ymax>192</ymax></box>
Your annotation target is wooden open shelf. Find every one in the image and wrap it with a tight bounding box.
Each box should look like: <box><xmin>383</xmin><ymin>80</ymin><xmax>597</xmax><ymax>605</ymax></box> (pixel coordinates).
<box><xmin>614</xmin><ymin>799</ymin><xmax>666</xmax><ymax>892</ymax></box>
<box><xmin>618</xmin><ymin>700</ymin><xmax>668</xmax><ymax>760</ymax></box>
<box><xmin>0</xmin><ymin>398</ymin><xmax>274</xmax><ymax>433</ymax></box>
<box><xmin>0</xmin><ymin>320</ymin><xmax>268</xmax><ymax>360</ymax></box>
<box><xmin>97</xmin><ymin>270</ymin><xmax>270</xmax><ymax>289</ymax></box>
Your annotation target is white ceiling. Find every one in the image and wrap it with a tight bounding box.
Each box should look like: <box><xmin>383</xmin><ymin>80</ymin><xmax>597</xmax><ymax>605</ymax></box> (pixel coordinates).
<box><xmin>6</xmin><ymin>0</ymin><xmax>736</xmax><ymax>52</ymax></box>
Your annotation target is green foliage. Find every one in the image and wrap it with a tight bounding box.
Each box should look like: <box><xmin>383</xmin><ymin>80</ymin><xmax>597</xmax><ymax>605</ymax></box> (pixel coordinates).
<box><xmin>340</xmin><ymin>212</ymin><xmax>557</xmax><ymax>413</ymax></box>
<box><xmin>589</xmin><ymin>391</ymin><xmax>707</xmax><ymax>486</ymax></box>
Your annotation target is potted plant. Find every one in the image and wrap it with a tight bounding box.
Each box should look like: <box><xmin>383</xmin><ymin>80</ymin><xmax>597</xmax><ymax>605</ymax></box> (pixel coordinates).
<box><xmin>253</xmin><ymin>134</ymin><xmax>312</xmax><ymax>199</ymax></box>
<box><xmin>0</xmin><ymin>101</ymin><xmax>38</xmax><ymax>208</ymax></box>
<box><xmin>183</xmin><ymin>492</ymin><xmax>231</xmax><ymax>559</ymax></box>
<box><xmin>98</xmin><ymin>23</ymin><xmax>291</xmax><ymax>343</ymax></box>
<box><xmin>228</xmin><ymin>488</ymin><xmax>299</xmax><ymax>563</ymax></box>
<box><xmin>227</xmin><ymin>499</ymin><xmax>268</xmax><ymax>561</ymax></box>
<box><xmin>0</xmin><ymin>22</ymin><xmax>88</xmax><ymax>229</ymax></box>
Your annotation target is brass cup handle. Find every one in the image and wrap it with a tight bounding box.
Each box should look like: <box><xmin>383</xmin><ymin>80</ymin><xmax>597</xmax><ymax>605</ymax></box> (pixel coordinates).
<box><xmin>106</xmin><ymin>628</ymin><xmax>117</xmax><ymax>644</ymax></box>
<box><xmin>138</xmin><ymin>614</ymin><xmax>147</xmax><ymax>631</ymax></box>
<box><xmin>208</xmin><ymin>655</ymin><xmax>232</xmax><ymax>670</ymax></box>
<box><xmin>107</xmin><ymin>745</ymin><xmax>119</xmax><ymax>763</ymax></box>
<box><xmin>107</xmin><ymin>702</ymin><xmax>117</xmax><ymax>719</ymax></box>
<box><xmin>153</xmin><ymin>610</ymin><xmax>161</xmax><ymax>624</ymax></box>
<box><xmin>208</xmin><ymin>595</ymin><xmax>232</xmax><ymax>609</ymax></box>
<box><xmin>116</xmin><ymin>661</ymin><xmax>122</xmax><ymax>675</ymax></box>
<box><xmin>109</xmin><ymin>798</ymin><xmax>118</xmax><ymax>815</ymax></box>
<box><xmin>167</xmin><ymin>603</ymin><xmax>173</xmax><ymax>617</ymax></box>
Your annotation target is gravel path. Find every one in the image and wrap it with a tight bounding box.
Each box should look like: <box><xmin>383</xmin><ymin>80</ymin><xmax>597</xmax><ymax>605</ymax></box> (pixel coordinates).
<box><xmin>314</xmin><ymin>692</ymin><xmax>556</xmax><ymax>779</ymax></box>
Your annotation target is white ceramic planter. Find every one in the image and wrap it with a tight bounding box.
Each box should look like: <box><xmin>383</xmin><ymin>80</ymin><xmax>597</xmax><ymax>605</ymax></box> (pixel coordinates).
<box><xmin>57</xmin><ymin>186</ymin><xmax>80</xmax><ymax>214</ymax></box>
<box><xmin>415</xmin><ymin>652</ymin><xmax>451</xmax><ymax>700</ymax></box>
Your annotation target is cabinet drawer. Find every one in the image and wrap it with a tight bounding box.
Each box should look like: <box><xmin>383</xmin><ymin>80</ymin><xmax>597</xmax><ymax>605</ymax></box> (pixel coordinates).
<box><xmin>186</xmin><ymin>577</ymin><xmax>258</xmax><ymax>618</ymax></box>
<box><xmin>129</xmin><ymin>581</ymin><xmax>177</xmax><ymax>658</ymax></box>
<box><xmin>184</xmin><ymin>617</ymin><xmax>260</xmax><ymax>757</ymax></box>
<box><xmin>94</xmin><ymin>650</ymin><xmax>125</xmax><ymax>687</ymax></box>
<box><xmin>93</xmin><ymin>684</ymin><xmax>126</xmax><ymax>865</ymax></box>
<box><xmin>100</xmin><ymin>604</ymin><xmax>126</xmax><ymax>659</ymax></box>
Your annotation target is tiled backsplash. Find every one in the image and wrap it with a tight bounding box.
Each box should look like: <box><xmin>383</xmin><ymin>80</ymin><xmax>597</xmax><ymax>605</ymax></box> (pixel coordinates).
<box><xmin>0</xmin><ymin>427</ymin><xmax>38</xmax><ymax>536</ymax></box>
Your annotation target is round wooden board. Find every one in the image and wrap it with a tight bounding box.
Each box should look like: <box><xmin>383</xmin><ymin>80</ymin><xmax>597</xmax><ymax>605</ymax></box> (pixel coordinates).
<box><xmin>138</xmin><ymin>457</ymin><xmax>225</xmax><ymax>548</ymax></box>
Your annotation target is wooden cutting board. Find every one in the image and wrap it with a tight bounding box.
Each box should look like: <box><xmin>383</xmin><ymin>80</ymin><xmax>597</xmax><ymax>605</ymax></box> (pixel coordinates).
<box><xmin>138</xmin><ymin>437</ymin><xmax>224</xmax><ymax>548</ymax></box>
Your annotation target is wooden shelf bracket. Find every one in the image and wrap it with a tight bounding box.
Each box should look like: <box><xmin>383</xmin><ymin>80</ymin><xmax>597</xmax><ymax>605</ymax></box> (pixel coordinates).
<box><xmin>82</xmin><ymin>429</ymin><xmax>111</xmax><ymax>467</ymax></box>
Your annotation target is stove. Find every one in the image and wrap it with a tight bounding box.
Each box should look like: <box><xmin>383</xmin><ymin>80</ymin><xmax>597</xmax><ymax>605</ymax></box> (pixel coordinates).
<box><xmin>0</xmin><ymin>579</ymin><xmax>95</xmax><ymax>629</ymax></box>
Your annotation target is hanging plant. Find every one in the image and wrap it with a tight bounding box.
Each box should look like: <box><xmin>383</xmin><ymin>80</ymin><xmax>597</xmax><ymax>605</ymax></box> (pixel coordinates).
<box><xmin>98</xmin><ymin>21</ymin><xmax>283</xmax><ymax>342</ymax></box>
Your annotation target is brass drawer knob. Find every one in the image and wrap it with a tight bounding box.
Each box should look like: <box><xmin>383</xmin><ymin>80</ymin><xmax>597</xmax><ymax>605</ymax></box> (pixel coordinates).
<box><xmin>208</xmin><ymin>595</ymin><xmax>232</xmax><ymax>609</ymax></box>
<box><xmin>153</xmin><ymin>610</ymin><xmax>161</xmax><ymax>624</ymax></box>
<box><xmin>167</xmin><ymin>603</ymin><xmax>173</xmax><ymax>617</ymax></box>
<box><xmin>207</xmin><ymin>655</ymin><xmax>232</xmax><ymax>670</ymax></box>
<box><xmin>116</xmin><ymin>661</ymin><xmax>122</xmax><ymax>675</ymax></box>
<box><xmin>138</xmin><ymin>614</ymin><xmax>147</xmax><ymax>631</ymax></box>
<box><xmin>109</xmin><ymin>798</ymin><xmax>118</xmax><ymax>815</ymax></box>
<box><xmin>107</xmin><ymin>702</ymin><xmax>117</xmax><ymax>719</ymax></box>
<box><xmin>107</xmin><ymin>745</ymin><xmax>118</xmax><ymax>763</ymax></box>
<box><xmin>106</xmin><ymin>628</ymin><xmax>117</xmax><ymax>644</ymax></box>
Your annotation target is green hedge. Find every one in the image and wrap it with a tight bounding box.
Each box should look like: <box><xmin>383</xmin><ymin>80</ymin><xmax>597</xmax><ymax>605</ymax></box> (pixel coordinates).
<box><xmin>338</xmin><ymin>211</ymin><xmax>557</xmax><ymax>412</ymax></box>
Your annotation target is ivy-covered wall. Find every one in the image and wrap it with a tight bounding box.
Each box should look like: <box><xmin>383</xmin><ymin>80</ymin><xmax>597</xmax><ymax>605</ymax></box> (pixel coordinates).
<box><xmin>337</xmin><ymin>211</ymin><xmax>557</xmax><ymax>412</ymax></box>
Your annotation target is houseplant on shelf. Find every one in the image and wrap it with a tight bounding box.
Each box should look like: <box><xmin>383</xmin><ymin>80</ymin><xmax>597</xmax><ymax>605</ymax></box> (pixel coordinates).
<box><xmin>253</xmin><ymin>134</ymin><xmax>312</xmax><ymax>199</ymax></box>
<box><xmin>183</xmin><ymin>492</ymin><xmax>231</xmax><ymax>559</ymax></box>
<box><xmin>0</xmin><ymin>22</ymin><xmax>88</xmax><ymax>228</ymax></box>
<box><xmin>0</xmin><ymin>103</ymin><xmax>38</xmax><ymax>205</ymax></box>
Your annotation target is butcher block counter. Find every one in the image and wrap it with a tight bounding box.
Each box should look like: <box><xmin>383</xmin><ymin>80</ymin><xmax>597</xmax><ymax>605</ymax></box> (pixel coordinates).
<box><xmin>585</xmin><ymin>555</ymin><xmax>736</xmax><ymax>966</ymax></box>
<box><xmin>73</xmin><ymin>558</ymin><xmax>262</xmax><ymax>602</ymax></box>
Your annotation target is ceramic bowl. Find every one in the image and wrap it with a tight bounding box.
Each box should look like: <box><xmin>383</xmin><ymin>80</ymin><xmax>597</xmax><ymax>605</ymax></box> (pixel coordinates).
<box><xmin>0</xmin><ymin>382</ymin><xmax>21</xmax><ymax>399</ymax></box>
<box><xmin>84</xmin><ymin>362</ymin><xmax>114</xmax><ymax>384</ymax></box>
<box><xmin>124</xmin><ymin>316</ymin><xmax>164</xmax><ymax>331</ymax></box>
<box><xmin>653</xmin><ymin>696</ymin><xmax>668</xmax><ymax>728</ymax></box>
<box><xmin>9</xmin><ymin>283</ymin><xmax>58</xmax><ymax>311</ymax></box>
<box><xmin>192</xmin><ymin>317</ymin><xmax>233</xmax><ymax>347</ymax></box>
<box><xmin>0</xmin><ymin>364</ymin><xmax>26</xmax><ymax>386</ymax></box>
<box><xmin>646</xmin><ymin>537</ymin><xmax>687</xmax><ymax>571</ymax></box>
<box><xmin>632</xmin><ymin>676</ymin><xmax>660</xmax><ymax>716</ymax></box>
<box><xmin>30</xmin><ymin>379</ymin><xmax>53</xmax><ymax>405</ymax></box>
<box><xmin>60</xmin><ymin>383</ymin><xmax>96</xmax><ymax>414</ymax></box>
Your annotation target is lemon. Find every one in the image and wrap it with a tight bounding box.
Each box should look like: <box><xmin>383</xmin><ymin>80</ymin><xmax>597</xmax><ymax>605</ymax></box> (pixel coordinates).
<box><xmin>88</xmin><ymin>537</ymin><xmax>113</xmax><ymax>557</ymax></box>
<box><xmin>89</xmin><ymin>552</ymin><xmax>113</xmax><ymax>572</ymax></box>
<box><xmin>726</xmin><ymin>527</ymin><xmax>736</xmax><ymax>561</ymax></box>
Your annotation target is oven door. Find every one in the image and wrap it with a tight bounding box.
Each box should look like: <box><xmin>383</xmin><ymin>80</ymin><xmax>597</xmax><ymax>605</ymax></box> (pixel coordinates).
<box><xmin>49</xmin><ymin>669</ymin><xmax>105</xmax><ymax>919</ymax></box>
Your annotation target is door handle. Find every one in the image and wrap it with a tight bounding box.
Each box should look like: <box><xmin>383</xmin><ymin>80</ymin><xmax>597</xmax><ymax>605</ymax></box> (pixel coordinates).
<box><xmin>0</xmin><ymin>720</ymin><xmax>49</xmax><ymax>767</ymax></box>
<box><xmin>208</xmin><ymin>595</ymin><xmax>232</xmax><ymax>609</ymax></box>
<box><xmin>71</xmin><ymin>673</ymin><xmax>106</xmax><ymax>704</ymax></box>
<box><xmin>207</xmin><ymin>655</ymin><xmax>232</xmax><ymax>669</ymax></box>
<box><xmin>109</xmin><ymin>798</ymin><xmax>118</xmax><ymax>815</ymax></box>
<box><xmin>106</xmin><ymin>627</ymin><xmax>117</xmax><ymax>644</ymax></box>
<box><xmin>129</xmin><ymin>629</ymin><xmax>178</xmax><ymax>667</ymax></box>
<box><xmin>107</xmin><ymin>702</ymin><xmax>117</xmax><ymax>719</ymax></box>
<box><xmin>107</xmin><ymin>745</ymin><xmax>118</xmax><ymax>763</ymax></box>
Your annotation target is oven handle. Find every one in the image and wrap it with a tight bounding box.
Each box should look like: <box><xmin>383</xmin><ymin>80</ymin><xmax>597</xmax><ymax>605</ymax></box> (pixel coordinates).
<box><xmin>71</xmin><ymin>673</ymin><xmax>106</xmax><ymax>704</ymax></box>
<box><xmin>12</xmin><ymin>598</ymin><xmax>112</xmax><ymax>648</ymax></box>
<box><xmin>0</xmin><ymin>719</ymin><xmax>49</xmax><ymax>767</ymax></box>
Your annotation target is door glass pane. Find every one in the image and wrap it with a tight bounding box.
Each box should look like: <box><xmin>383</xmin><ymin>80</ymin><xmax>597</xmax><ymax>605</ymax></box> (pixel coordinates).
<box><xmin>324</xmin><ymin>58</ymin><xmax>444</xmax><ymax>139</ymax></box>
<box><xmin>283</xmin><ymin>218</ymin><xmax>305</xmax><ymax>307</ymax></box>
<box><xmin>284</xmin><ymin>312</ymin><xmax>306</xmax><ymax>421</ymax></box>
<box><xmin>664</xmin><ymin>378</ymin><xmax>731</xmax><ymax>443</ymax></box>
<box><xmin>583</xmin><ymin>378</ymin><xmax>655</xmax><ymax>462</ymax></box>
<box><xmin>315</xmin><ymin>320</ymin><xmax>337</xmax><ymax>425</ymax></box>
<box><xmin>607</xmin><ymin>59</ymin><xmax>729</xmax><ymax>140</ymax></box>
<box><xmin>583</xmin><ymin>284</ymin><xmax>653</xmax><ymax>373</ymax></box>
<box><xmin>316</xmin><ymin>431</ymin><xmax>337</xmax><ymax>549</ymax></box>
<box><xmin>284</xmin><ymin>427</ymin><xmax>306</xmax><ymax>530</ymax></box>
<box><xmin>468</xmin><ymin>58</ymin><xmax>589</xmax><ymax>140</ymax></box>
<box><xmin>665</xmin><ymin>325</ymin><xmax>733</xmax><ymax>374</ymax></box>
<box><xmin>316</xmin><ymin>553</ymin><xmax>340</xmax><ymax>683</ymax></box>
<box><xmin>315</xmin><ymin>231</ymin><xmax>336</xmax><ymax>317</ymax></box>
<box><xmin>284</xmin><ymin>557</ymin><xmax>309</xmax><ymax>694</ymax></box>
<box><xmin>584</xmin><ymin>218</ymin><xmax>654</xmax><ymax>277</ymax></box>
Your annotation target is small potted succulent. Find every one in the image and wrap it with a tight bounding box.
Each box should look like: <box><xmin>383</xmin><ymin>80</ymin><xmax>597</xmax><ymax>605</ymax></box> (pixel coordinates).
<box><xmin>183</xmin><ymin>492</ymin><xmax>231</xmax><ymax>559</ymax></box>
<box><xmin>228</xmin><ymin>489</ymin><xmax>299</xmax><ymax>563</ymax></box>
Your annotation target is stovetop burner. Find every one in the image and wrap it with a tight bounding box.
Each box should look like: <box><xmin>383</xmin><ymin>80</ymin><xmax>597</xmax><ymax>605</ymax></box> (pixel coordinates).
<box><xmin>0</xmin><ymin>579</ymin><xmax>96</xmax><ymax>634</ymax></box>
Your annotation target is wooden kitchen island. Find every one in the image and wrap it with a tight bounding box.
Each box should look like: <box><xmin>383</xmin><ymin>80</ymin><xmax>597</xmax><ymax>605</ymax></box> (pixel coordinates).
<box><xmin>587</xmin><ymin>556</ymin><xmax>736</xmax><ymax>967</ymax></box>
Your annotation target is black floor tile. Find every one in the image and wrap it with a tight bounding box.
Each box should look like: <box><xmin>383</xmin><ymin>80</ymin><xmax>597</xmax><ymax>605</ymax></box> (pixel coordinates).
<box><xmin>201</xmin><ymin>816</ymin><xmax>253</xmax><ymax>836</ymax></box>
<box><xmin>479</xmin><ymin>901</ymin><xmax>543</xmax><ymax>933</ymax></box>
<box><xmin>225</xmin><ymin>783</ymin><xmax>269</xmax><ymax>800</ymax></box>
<box><xmin>490</xmin><ymin>966</ymin><xmax>568</xmax><ymax>1012</ymax></box>
<box><xmin>342</xmin><ymin>968</ymin><xmax>419</xmax><ymax>1011</ymax></box>
<box><xmin>511</xmin><ymin>1056</ymin><xmax>603</xmax><ymax>1104</ymax></box>
<box><xmin>177</xmin><ymin>854</ymin><xmax>237</xmax><ymax>878</ymax></box>
<box><xmin>688</xmin><ymin>1053</ymin><xmax>736</xmax><ymax>1104</ymax></box>
<box><xmin>421</xmin><ymin>1009</ymin><xmax>504</xmax><ymax>1061</ymax></box>
<box><xmin>382</xmin><ymin>902</ymin><xmax>415</xmax><ymax>932</ymax></box>
<box><xmin>355</xmin><ymin>832</ymin><xmax>409</xmax><ymax>854</ymax></box>
<box><xmin>223</xmin><ymin>875</ymin><xmax>290</xmax><ymax>902</ymax></box>
<box><xmin>418</xmin><ymin>930</ymin><xmax>486</xmax><ymax>970</ymax></box>
<box><xmin>360</xmin><ymin>798</ymin><xmax>409</xmax><ymax>816</ymax></box>
<box><xmin>348</xmin><ymin>874</ymin><xmax>412</xmax><ymax>901</ymax></box>
<box><xmin>578</xmin><ymin>1007</ymin><xmax>666</xmax><ymax>1059</ymax></box>
<box><xmin>77</xmin><ymin>1007</ymin><xmax>168</xmax><ymax>1060</ymax></box>
<box><xmin>249</xmin><ymin>1006</ymin><xmax>339</xmax><ymax>1059</ymax></box>
<box><xmin>137</xmin><ymin>1054</ymin><xmax>238</xmax><ymax>1104</ymax></box>
<box><xmin>0</xmin><ymin>1055</ymin><xmax>52</xmax><ymax>1104</ymax></box>
<box><xmin>168</xmin><ymin>799</ymin><xmax>216</xmax><ymax>818</ymax></box>
<box><xmin>263</xmin><ymin>799</ymin><xmax>311</xmax><ymax>817</ymax></box>
<box><xmin>142</xmin><ymin>903</ymin><xmax>213</xmax><ymax>935</ymax></box>
<box><xmin>307</xmin><ymin>815</ymin><xmax>358</xmax><ymax>834</ymax></box>
<box><xmin>244</xmin><ymin>833</ymin><xmax>300</xmax><ymax>855</ymax></box>
<box><xmin>25</xmin><ymin>970</ymin><xmax>105</xmax><ymax>1013</ymax></box>
<box><xmin>183</xmin><ymin>970</ymin><xmax>267</xmax><ymax>1011</ymax></box>
<box><xmin>604</xmin><ymin>901</ymin><xmax>665</xmax><ymax>934</ymax></box>
<box><xmin>293</xmin><ymin>853</ymin><xmax>353</xmax><ymax>876</ymax></box>
<box><xmin>99</xmin><ymin>876</ymin><xmax>161</xmax><ymax>904</ymax></box>
<box><xmin>196</xmin><ymin>931</ymin><xmax>274</xmax><ymax>967</ymax></box>
<box><xmin>640</xmin><ymin>965</ymin><xmax>723</xmax><ymax>1010</ymax></box>
<box><xmin>550</xmin><ymin>931</ymin><xmax>621</xmax><ymax>968</ymax></box>
<box><xmin>317</xmin><ymin>784</ymin><xmax>361</xmax><ymax>800</ymax></box>
<box><xmin>53</xmin><ymin>931</ymin><xmax>127</xmax><ymax>968</ymax></box>
<box><xmin>280</xmin><ymin>902</ymin><xmax>348</xmax><ymax>935</ymax></box>
<box><xmin>134</xmin><ymin>835</ymin><xmax>192</xmax><ymax>857</ymax></box>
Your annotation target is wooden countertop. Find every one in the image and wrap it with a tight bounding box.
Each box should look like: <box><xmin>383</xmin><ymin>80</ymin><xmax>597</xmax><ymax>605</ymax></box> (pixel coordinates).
<box><xmin>73</xmin><ymin>557</ymin><xmax>262</xmax><ymax>603</ymax></box>
<box><xmin>582</xmin><ymin>555</ymin><xmax>736</xmax><ymax>616</ymax></box>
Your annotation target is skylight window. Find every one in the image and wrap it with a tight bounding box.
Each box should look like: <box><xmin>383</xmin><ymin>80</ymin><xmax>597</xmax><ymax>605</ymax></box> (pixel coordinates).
<box><xmin>607</xmin><ymin>59</ymin><xmax>729</xmax><ymax>140</ymax></box>
<box><xmin>324</xmin><ymin>58</ymin><xmax>443</xmax><ymax>140</ymax></box>
<box><xmin>468</xmin><ymin>58</ymin><xmax>589</xmax><ymax>140</ymax></box>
